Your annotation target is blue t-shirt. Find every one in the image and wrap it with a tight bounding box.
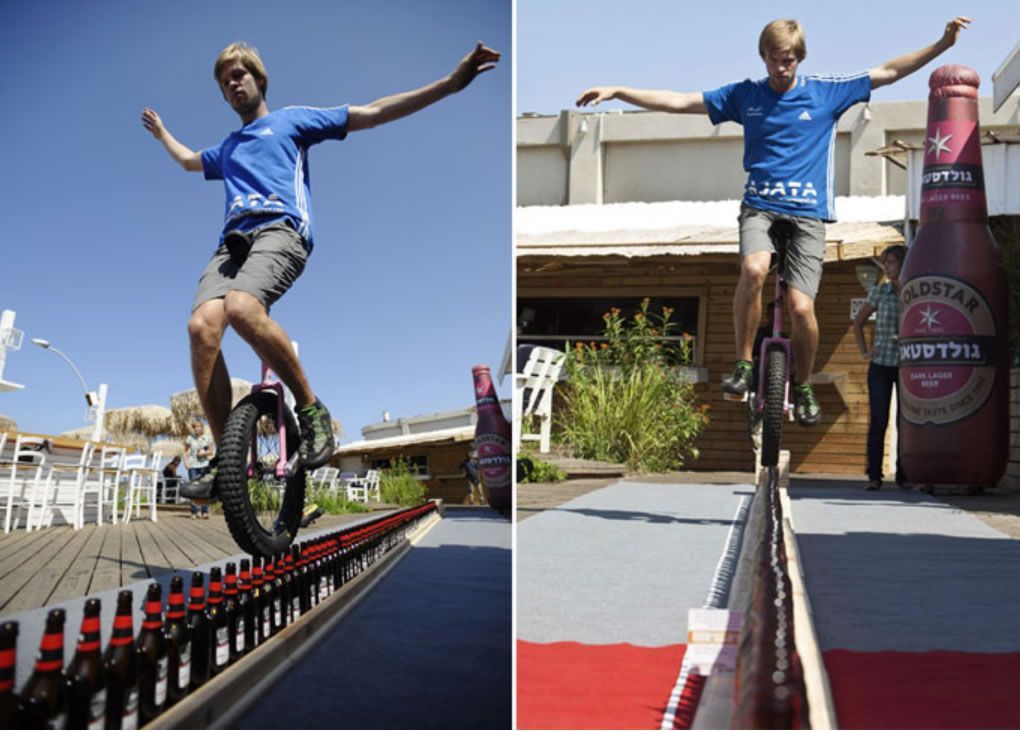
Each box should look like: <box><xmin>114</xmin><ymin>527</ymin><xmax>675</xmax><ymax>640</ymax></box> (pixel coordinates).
<box><xmin>201</xmin><ymin>105</ymin><xmax>349</xmax><ymax>251</ymax></box>
<box><xmin>702</xmin><ymin>74</ymin><xmax>871</xmax><ymax>221</ymax></box>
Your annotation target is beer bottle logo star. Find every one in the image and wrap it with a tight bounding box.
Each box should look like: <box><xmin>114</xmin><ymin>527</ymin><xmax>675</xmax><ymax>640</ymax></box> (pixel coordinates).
<box><xmin>919</xmin><ymin>305</ymin><xmax>941</xmax><ymax>329</ymax></box>
<box><xmin>927</xmin><ymin>127</ymin><xmax>953</xmax><ymax>161</ymax></box>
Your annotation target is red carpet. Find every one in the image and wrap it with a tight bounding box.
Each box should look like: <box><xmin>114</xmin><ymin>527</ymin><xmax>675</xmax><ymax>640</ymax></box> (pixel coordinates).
<box><xmin>825</xmin><ymin>649</ymin><xmax>1020</xmax><ymax>729</ymax></box>
<box><xmin>517</xmin><ymin>640</ymin><xmax>686</xmax><ymax>730</ymax></box>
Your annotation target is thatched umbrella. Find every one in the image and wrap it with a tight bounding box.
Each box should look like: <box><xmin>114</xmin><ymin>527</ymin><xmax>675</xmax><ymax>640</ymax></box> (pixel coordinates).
<box><xmin>0</xmin><ymin>414</ymin><xmax>15</xmax><ymax>431</ymax></box>
<box><xmin>170</xmin><ymin>379</ymin><xmax>253</xmax><ymax>435</ymax></box>
<box><xmin>150</xmin><ymin>437</ymin><xmax>186</xmax><ymax>458</ymax></box>
<box><xmin>104</xmin><ymin>405</ymin><xmax>174</xmax><ymax>437</ymax></box>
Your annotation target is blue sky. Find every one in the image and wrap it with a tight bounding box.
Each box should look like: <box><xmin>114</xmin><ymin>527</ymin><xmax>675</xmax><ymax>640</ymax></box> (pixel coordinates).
<box><xmin>0</xmin><ymin>0</ymin><xmax>510</xmax><ymax>443</ymax></box>
<box><xmin>519</xmin><ymin>0</ymin><xmax>1018</xmax><ymax>114</ymax></box>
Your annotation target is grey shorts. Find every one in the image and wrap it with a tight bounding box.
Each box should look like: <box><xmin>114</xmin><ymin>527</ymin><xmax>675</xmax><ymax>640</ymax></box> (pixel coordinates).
<box><xmin>192</xmin><ymin>222</ymin><xmax>308</xmax><ymax>313</ymax></box>
<box><xmin>738</xmin><ymin>203</ymin><xmax>827</xmax><ymax>299</ymax></box>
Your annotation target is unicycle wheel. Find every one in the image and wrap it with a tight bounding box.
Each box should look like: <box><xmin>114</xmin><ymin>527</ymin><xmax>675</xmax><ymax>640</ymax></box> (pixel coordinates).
<box><xmin>760</xmin><ymin>345</ymin><xmax>787</xmax><ymax>468</ymax></box>
<box><xmin>218</xmin><ymin>390</ymin><xmax>306</xmax><ymax>557</ymax></box>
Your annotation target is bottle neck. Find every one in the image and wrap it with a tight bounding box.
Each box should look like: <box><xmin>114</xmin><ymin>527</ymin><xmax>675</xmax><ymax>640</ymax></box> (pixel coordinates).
<box><xmin>110</xmin><ymin>610</ymin><xmax>134</xmax><ymax>647</ymax></box>
<box><xmin>919</xmin><ymin>96</ymin><xmax>987</xmax><ymax>224</ymax></box>
<box><xmin>142</xmin><ymin>598</ymin><xmax>162</xmax><ymax>630</ymax></box>
<box><xmin>75</xmin><ymin>614</ymin><xmax>102</xmax><ymax>654</ymax></box>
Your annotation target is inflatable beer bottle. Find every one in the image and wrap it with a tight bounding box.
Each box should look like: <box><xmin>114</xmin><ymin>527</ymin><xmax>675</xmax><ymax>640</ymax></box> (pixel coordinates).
<box><xmin>472</xmin><ymin>365</ymin><xmax>512</xmax><ymax>511</ymax></box>
<box><xmin>898</xmin><ymin>64</ymin><xmax>1010</xmax><ymax>486</ymax></box>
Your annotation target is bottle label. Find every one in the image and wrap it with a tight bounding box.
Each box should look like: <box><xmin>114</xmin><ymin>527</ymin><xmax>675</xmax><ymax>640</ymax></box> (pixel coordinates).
<box><xmin>262</xmin><ymin>609</ymin><xmax>271</xmax><ymax>639</ymax></box>
<box><xmin>319</xmin><ymin>579</ymin><xmax>327</xmax><ymax>602</ymax></box>
<box><xmin>236</xmin><ymin>619</ymin><xmax>246</xmax><ymax>652</ymax></box>
<box><xmin>215</xmin><ymin>627</ymin><xmax>229</xmax><ymax>667</ymax></box>
<box><xmin>920</xmin><ymin>119</ymin><xmax>986</xmax><ymax>211</ymax></box>
<box><xmin>88</xmin><ymin>689</ymin><xmax>106</xmax><ymax>729</ymax></box>
<box><xmin>122</xmin><ymin>687</ymin><xmax>139</xmax><ymax>730</ymax></box>
<box><xmin>52</xmin><ymin>712</ymin><xmax>68</xmax><ymax>729</ymax></box>
<box><xmin>476</xmin><ymin>433</ymin><xmax>511</xmax><ymax>490</ymax></box>
<box><xmin>899</xmin><ymin>275</ymin><xmax>998</xmax><ymax>425</ymax></box>
<box><xmin>155</xmin><ymin>656</ymin><xmax>168</xmax><ymax>705</ymax></box>
<box><xmin>273</xmin><ymin>599</ymin><xmax>282</xmax><ymax>626</ymax></box>
<box><xmin>178</xmin><ymin>642</ymin><xmax>191</xmax><ymax>688</ymax></box>
<box><xmin>292</xmin><ymin>596</ymin><xmax>300</xmax><ymax>617</ymax></box>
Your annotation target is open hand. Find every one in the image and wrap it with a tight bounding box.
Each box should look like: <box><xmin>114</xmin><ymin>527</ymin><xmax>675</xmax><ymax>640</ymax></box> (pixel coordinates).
<box><xmin>450</xmin><ymin>42</ymin><xmax>501</xmax><ymax>92</ymax></box>
<box><xmin>141</xmin><ymin>108</ymin><xmax>166</xmax><ymax>140</ymax></box>
<box><xmin>940</xmin><ymin>16</ymin><xmax>971</xmax><ymax>47</ymax></box>
<box><xmin>576</xmin><ymin>87</ymin><xmax>617</xmax><ymax>107</ymax></box>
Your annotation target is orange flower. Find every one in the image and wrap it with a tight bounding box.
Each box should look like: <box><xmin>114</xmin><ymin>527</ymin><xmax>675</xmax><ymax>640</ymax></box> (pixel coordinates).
<box><xmin>634</xmin><ymin>313</ymin><xmax>644</xmax><ymax>321</ymax></box>
<box><xmin>600</xmin><ymin>342</ymin><xmax>609</xmax><ymax>350</ymax></box>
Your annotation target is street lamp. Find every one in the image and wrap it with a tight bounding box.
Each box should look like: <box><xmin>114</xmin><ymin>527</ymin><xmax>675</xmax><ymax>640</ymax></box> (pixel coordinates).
<box><xmin>30</xmin><ymin>338</ymin><xmax>107</xmax><ymax>441</ymax></box>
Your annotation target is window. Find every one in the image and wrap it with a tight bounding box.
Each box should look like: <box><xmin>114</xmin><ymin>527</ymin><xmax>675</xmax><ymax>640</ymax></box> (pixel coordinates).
<box><xmin>517</xmin><ymin>295</ymin><xmax>702</xmax><ymax>364</ymax></box>
<box><xmin>370</xmin><ymin>454</ymin><xmax>429</xmax><ymax>477</ymax></box>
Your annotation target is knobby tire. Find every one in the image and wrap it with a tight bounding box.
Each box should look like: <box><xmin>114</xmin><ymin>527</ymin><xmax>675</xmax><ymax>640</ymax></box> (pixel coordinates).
<box><xmin>761</xmin><ymin>346</ymin><xmax>787</xmax><ymax>468</ymax></box>
<box><xmin>218</xmin><ymin>390</ymin><xmax>306</xmax><ymax>557</ymax></box>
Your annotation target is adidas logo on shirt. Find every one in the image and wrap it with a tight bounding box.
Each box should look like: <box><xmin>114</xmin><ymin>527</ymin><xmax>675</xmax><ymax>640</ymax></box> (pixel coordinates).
<box><xmin>798</xmin><ymin>110</ymin><xmax>812</xmax><ymax>121</ymax></box>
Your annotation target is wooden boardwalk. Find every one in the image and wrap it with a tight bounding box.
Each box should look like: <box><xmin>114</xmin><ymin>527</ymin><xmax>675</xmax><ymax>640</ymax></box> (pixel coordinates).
<box><xmin>0</xmin><ymin>507</ymin><xmax>374</xmax><ymax>618</ymax></box>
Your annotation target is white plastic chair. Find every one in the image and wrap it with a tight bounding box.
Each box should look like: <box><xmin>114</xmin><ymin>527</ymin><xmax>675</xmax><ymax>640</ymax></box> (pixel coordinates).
<box><xmin>123</xmin><ymin>452</ymin><xmax>161</xmax><ymax>523</ymax></box>
<box><xmin>363</xmin><ymin>469</ymin><xmax>381</xmax><ymax>502</ymax></box>
<box><xmin>38</xmin><ymin>442</ymin><xmax>95</xmax><ymax>530</ymax></box>
<box><xmin>514</xmin><ymin>346</ymin><xmax>567</xmax><ymax>453</ymax></box>
<box><xmin>3</xmin><ymin>435</ymin><xmax>48</xmax><ymax>533</ymax></box>
<box><xmin>80</xmin><ymin>446</ymin><xmax>125</xmax><ymax>527</ymax></box>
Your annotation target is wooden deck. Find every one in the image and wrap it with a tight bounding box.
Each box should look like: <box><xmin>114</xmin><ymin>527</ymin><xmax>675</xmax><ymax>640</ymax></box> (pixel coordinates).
<box><xmin>0</xmin><ymin>507</ymin><xmax>375</xmax><ymax>618</ymax></box>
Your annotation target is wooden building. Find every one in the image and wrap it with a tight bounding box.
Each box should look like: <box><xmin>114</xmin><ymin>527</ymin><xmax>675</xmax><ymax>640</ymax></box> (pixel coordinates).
<box><xmin>517</xmin><ymin>198</ymin><xmax>906</xmax><ymax>475</ymax></box>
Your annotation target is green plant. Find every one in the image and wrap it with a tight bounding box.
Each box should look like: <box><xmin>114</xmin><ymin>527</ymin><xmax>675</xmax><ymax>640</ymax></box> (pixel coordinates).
<box><xmin>519</xmin><ymin>458</ymin><xmax>567</xmax><ymax>483</ymax></box>
<box><xmin>380</xmin><ymin>458</ymin><xmax>426</xmax><ymax>506</ymax></box>
<box><xmin>560</xmin><ymin>298</ymin><xmax>710</xmax><ymax>472</ymax></box>
<box><xmin>307</xmin><ymin>483</ymin><xmax>370</xmax><ymax>514</ymax></box>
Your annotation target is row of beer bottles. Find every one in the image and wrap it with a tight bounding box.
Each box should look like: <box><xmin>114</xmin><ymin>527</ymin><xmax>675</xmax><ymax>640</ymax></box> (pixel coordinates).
<box><xmin>0</xmin><ymin>531</ymin><xmax>376</xmax><ymax>731</ymax></box>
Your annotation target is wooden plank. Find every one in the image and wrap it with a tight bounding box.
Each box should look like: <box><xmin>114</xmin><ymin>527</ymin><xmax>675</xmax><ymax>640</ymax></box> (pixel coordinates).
<box><xmin>89</xmin><ymin>523</ymin><xmax>123</xmax><ymax>595</ymax></box>
<box><xmin>0</xmin><ymin>527</ymin><xmax>51</xmax><ymax>567</ymax></box>
<box><xmin>120</xmin><ymin>522</ymin><xmax>149</xmax><ymax>586</ymax></box>
<box><xmin>134</xmin><ymin>519</ymin><xmax>172</xmax><ymax>582</ymax></box>
<box><xmin>2</xmin><ymin>524</ymin><xmax>93</xmax><ymax>613</ymax></box>
<box><xmin>143</xmin><ymin>516</ymin><xmax>198</xmax><ymax>572</ymax></box>
<box><xmin>171</xmin><ymin>513</ymin><xmax>237</xmax><ymax>558</ymax></box>
<box><xmin>0</xmin><ymin>527</ymin><xmax>77</xmax><ymax>612</ymax></box>
<box><xmin>164</xmin><ymin>515</ymin><xmax>227</xmax><ymax>566</ymax></box>
<box><xmin>48</xmin><ymin>525</ymin><xmax>107</xmax><ymax>605</ymax></box>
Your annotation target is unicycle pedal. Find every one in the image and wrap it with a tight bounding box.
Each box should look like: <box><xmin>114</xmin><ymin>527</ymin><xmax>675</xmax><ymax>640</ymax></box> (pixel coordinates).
<box><xmin>722</xmin><ymin>391</ymin><xmax>749</xmax><ymax>402</ymax></box>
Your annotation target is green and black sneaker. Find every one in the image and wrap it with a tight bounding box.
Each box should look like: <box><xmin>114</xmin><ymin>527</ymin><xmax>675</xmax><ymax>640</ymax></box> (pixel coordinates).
<box><xmin>793</xmin><ymin>383</ymin><xmax>822</xmax><ymax>426</ymax></box>
<box><xmin>180</xmin><ymin>458</ymin><xmax>219</xmax><ymax>500</ymax></box>
<box><xmin>297</xmin><ymin>399</ymin><xmax>335</xmax><ymax>469</ymax></box>
<box><xmin>721</xmin><ymin>360</ymin><xmax>754</xmax><ymax>397</ymax></box>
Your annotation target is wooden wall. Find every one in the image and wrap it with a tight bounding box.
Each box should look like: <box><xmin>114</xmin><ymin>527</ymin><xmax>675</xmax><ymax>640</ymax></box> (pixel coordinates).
<box><xmin>519</xmin><ymin>255</ymin><xmax>884</xmax><ymax>476</ymax></box>
<box><xmin>337</xmin><ymin>440</ymin><xmax>474</xmax><ymax>504</ymax></box>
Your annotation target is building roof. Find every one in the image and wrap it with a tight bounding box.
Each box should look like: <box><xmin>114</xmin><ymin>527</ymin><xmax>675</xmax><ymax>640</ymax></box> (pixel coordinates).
<box><xmin>335</xmin><ymin>425</ymin><xmax>475</xmax><ymax>455</ymax></box>
<box><xmin>517</xmin><ymin>197</ymin><xmax>906</xmax><ymax>261</ymax></box>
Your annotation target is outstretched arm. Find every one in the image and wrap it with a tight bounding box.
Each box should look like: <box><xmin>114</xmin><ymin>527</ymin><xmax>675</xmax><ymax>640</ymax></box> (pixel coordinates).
<box><xmin>141</xmin><ymin>108</ymin><xmax>203</xmax><ymax>172</ymax></box>
<box><xmin>576</xmin><ymin>87</ymin><xmax>707</xmax><ymax>114</ymax></box>
<box><xmin>869</xmin><ymin>16</ymin><xmax>970</xmax><ymax>90</ymax></box>
<box><xmin>346</xmin><ymin>42</ymin><xmax>500</xmax><ymax>132</ymax></box>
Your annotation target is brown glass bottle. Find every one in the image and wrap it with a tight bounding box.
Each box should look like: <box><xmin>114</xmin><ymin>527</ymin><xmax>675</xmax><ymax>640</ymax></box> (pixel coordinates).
<box><xmin>164</xmin><ymin>576</ymin><xmax>191</xmax><ymax>705</ymax></box>
<box><xmin>0</xmin><ymin>621</ymin><xmax>17</xmax><ymax>729</ymax></box>
<box><xmin>206</xmin><ymin>568</ymin><xmax>230</xmax><ymax>676</ymax></box>
<box><xmin>251</xmin><ymin>558</ymin><xmax>268</xmax><ymax>645</ymax></box>
<box><xmin>290</xmin><ymin>546</ymin><xmax>305</xmax><ymax>620</ymax></box>
<box><xmin>898</xmin><ymin>65</ymin><xmax>1010</xmax><ymax>486</ymax></box>
<box><xmin>185</xmin><ymin>572</ymin><xmax>210</xmax><ymax>690</ymax></box>
<box><xmin>136</xmin><ymin>583</ymin><xmax>167</xmax><ymax>723</ymax></box>
<box><xmin>17</xmin><ymin>609</ymin><xmax>67</xmax><ymax>729</ymax></box>
<box><xmin>265</xmin><ymin>555</ymin><xmax>283</xmax><ymax>635</ymax></box>
<box><xmin>238</xmin><ymin>559</ymin><xmax>257</xmax><ymax>652</ymax></box>
<box><xmin>103</xmin><ymin>590</ymin><xmax>139</xmax><ymax>730</ymax></box>
<box><xmin>67</xmin><ymin>599</ymin><xmax>106</xmax><ymax>730</ymax></box>
<box><xmin>472</xmin><ymin>365</ymin><xmax>511</xmax><ymax>511</ymax></box>
<box><xmin>223</xmin><ymin>563</ymin><xmax>244</xmax><ymax>661</ymax></box>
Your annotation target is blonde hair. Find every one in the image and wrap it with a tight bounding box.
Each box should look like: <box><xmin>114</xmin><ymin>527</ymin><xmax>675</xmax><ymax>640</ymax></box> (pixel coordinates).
<box><xmin>214</xmin><ymin>42</ymin><xmax>269</xmax><ymax>98</ymax></box>
<box><xmin>758</xmin><ymin>19</ymin><xmax>806</xmax><ymax>62</ymax></box>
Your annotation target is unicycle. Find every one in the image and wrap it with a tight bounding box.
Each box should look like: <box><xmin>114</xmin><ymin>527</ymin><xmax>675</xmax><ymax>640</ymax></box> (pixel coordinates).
<box><xmin>753</xmin><ymin>221</ymin><xmax>796</xmax><ymax>468</ymax></box>
<box><xmin>217</xmin><ymin>361</ymin><xmax>307</xmax><ymax>557</ymax></box>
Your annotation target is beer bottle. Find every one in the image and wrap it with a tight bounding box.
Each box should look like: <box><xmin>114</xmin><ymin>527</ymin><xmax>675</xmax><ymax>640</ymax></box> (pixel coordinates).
<box><xmin>0</xmin><ymin>622</ymin><xmax>17</xmax><ymax>729</ymax></box>
<box><xmin>223</xmin><ymin>563</ymin><xmax>244</xmax><ymax>661</ymax></box>
<box><xmin>472</xmin><ymin>365</ymin><xmax>511</xmax><ymax>511</ymax></box>
<box><xmin>103</xmin><ymin>591</ymin><xmax>139</xmax><ymax>730</ymax></box>
<box><xmin>275</xmin><ymin>552</ymin><xmax>292</xmax><ymax>630</ymax></box>
<box><xmin>185</xmin><ymin>572</ymin><xmax>210</xmax><ymax>689</ymax></box>
<box><xmin>164</xmin><ymin>576</ymin><xmax>191</xmax><ymax>705</ymax></box>
<box><xmin>205</xmin><ymin>568</ymin><xmax>230</xmax><ymax>676</ymax></box>
<box><xmin>136</xmin><ymin>583</ymin><xmax>167</xmax><ymax>723</ymax></box>
<box><xmin>17</xmin><ymin>609</ymin><xmax>67</xmax><ymax>729</ymax></box>
<box><xmin>238</xmin><ymin>559</ymin><xmax>256</xmax><ymax>652</ymax></box>
<box><xmin>290</xmin><ymin>546</ymin><xmax>305</xmax><ymax>620</ymax></box>
<box><xmin>265</xmin><ymin>555</ymin><xmax>283</xmax><ymax>635</ymax></box>
<box><xmin>67</xmin><ymin>599</ymin><xmax>106</xmax><ymax>730</ymax></box>
<box><xmin>251</xmin><ymin>558</ymin><xmax>269</xmax><ymax>645</ymax></box>
<box><xmin>898</xmin><ymin>65</ymin><xmax>1011</xmax><ymax>486</ymax></box>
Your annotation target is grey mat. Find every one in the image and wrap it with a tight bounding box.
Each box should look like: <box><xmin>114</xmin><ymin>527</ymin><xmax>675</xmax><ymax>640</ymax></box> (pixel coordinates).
<box><xmin>788</xmin><ymin>485</ymin><xmax>1020</xmax><ymax>653</ymax></box>
<box><xmin>231</xmin><ymin>510</ymin><xmax>511</xmax><ymax>730</ymax></box>
<box><xmin>517</xmin><ymin>481</ymin><xmax>753</xmax><ymax>646</ymax></box>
